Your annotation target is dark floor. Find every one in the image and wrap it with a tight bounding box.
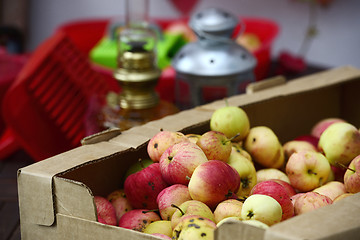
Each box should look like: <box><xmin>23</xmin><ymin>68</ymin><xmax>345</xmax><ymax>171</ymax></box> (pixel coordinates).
<box><xmin>0</xmin><ymin>150</ymin><xmax>34</xmax><ymax>240</ymax></box>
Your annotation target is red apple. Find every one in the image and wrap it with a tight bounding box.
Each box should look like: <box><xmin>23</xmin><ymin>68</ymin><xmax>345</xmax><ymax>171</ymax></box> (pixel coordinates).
<box><xmin>151</xmin><ymin>233</ymin><xmax>172</xmax><ymax>240</ymax></box>
<box><xmin>283</xmin><ymin>140</ymin><xmax>317</xmax><ymax>160</ymax></box>
<box><xmin>293</xmin><ymin>192</ymin><xmax>333</xmax><ymax>215</ymax></box>
<box><xmin>124</xmin><ymin>158</ymin><xmax>153</xmax><ymax>180</ymax></box>
<box><xmin>188</xmin><ymin>160</ymin><xmax>240</xmax><ymax>209</ymax></box>
<box><xmin>250</xmin><ymin>180</ymin><xmax>294</xmax><ymax>221</ymax></box>
<box><xmin>313</xmin><ymin>181</ymin><xmax>347</xmax><ymax>201</ymax></box>
<box><xmin>285</xmin><ymin>150</ymin><xmax>331</xmax><ymax>192</ymax></box>
<box><xmin>159</xmin><ymin>141</ymin><xmax>208</xmax><ymax>185</ymax></box>
<box><xmin>124</xmin><ymin>163</ymin><xmax>169</xmax><ymax>209</ymax></box>
<box><xmin>107</xmin><ymin>189</ymin><xmax>133</xmax><ymax>223</ymax></box>
<box><xmin>156</xmin><ymin>184</ymin><xmax>192</xmax><ymax>221</ymax></box>
<box><xmin>344</xmin><ymin>155</ymin><xmax>360</xmax><ymax>193</ymax></box>
<box><xmin>330</xmin><ymin>165</ymin><xmax>346</xmax><ymax>182</ymax></box>
<box><xmin>290</xmin><ymin>193</ymin><xmax>305</xmax><ymax>206</ymax></box>
<box><xmin>94</xmin><ymin>196</ymin><xmax>117</xmax><ymax>226</ymax></box>
<box><xmin>196</xmin><ymin>131</ymin><xmax>232</xmax><ymax>162</ymax></box>
<box><xmin>118</xmin><ymin>209</ymin><xmax>161</xmax><ymax>231</ymax></box>
<box><xmin>213</xmin><ymin>199</ymin><xmax>243</xmax><ymax>224</ymax></box>
<box><xmin>271</xmin><ymin>179</ymin><xmax>297</xmax><ymax>197</ymax></box>
<box><xmin>294</xmin><ymin>135</ymin><xmax>319</xmax><ymax>148</ymax></box>
<box><xmin>311</xmin><ymin>118</ymin><xmax>346</xmax><ymax>139</ymax></box>
<box><xmin>147</xmin><ymin>130</ymin><xmax>189</xmax><ymax>163</ymax></box>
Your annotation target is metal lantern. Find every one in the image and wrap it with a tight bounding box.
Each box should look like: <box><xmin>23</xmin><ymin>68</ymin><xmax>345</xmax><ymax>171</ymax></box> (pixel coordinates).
<box><xmin>172</xmin><ymin>8</ymin><xmax>257</xmax><ymax>109</ymax></box>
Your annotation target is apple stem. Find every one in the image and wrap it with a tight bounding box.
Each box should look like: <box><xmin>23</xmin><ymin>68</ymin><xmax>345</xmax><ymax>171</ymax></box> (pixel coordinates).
<box><xmin>236</xmin><ymin>197</ymin><xmax>247</xmax><ymax>203</ymax></box>
<box><xmin>224</xmin><ymin>98</ymin><xmax>229</xmax><ymax>107</ymax></box>
<box><xmin>138</xmin><ymin>158</ymin><xmax>145</xmax><ymax>169</ymax></box>
<box><xmin>171</xmin><ymin>204</ymin><xmax>185</xmax><ymax>216</ymax></box>
<box><xmin>186</xmin><ymin>176</ymin><xmax>191</xmax><ymax>181</ymax></box>
<box><xmin>228</xmin><ymin>133</ymin><xmax>241</xmax><ymax>142</ymax></box>
<box><xmin>337</xmin><ymin>162</ymin><xmax>356</xmax><ymax>173</ymax></box>
<box><xmin>247</xmin><ymin>211</ymin><xmax>254</xmax><ymax>219</ymax></box>
<box><xmin>142</xmin><ymin>209</ymin><xmax>159</xmax><ymax>214</ymax></box>
<box><xmin>225</xmin><ymin>190</ymin><xmax>233</xmax><ymax>198</ymax></box>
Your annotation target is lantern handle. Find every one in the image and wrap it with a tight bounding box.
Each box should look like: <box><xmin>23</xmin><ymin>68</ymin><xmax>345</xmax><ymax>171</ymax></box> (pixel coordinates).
<box><xmin>190</xmin><ymin>18</ymin><xmax>246</xmax><ymax>44</ymax></box>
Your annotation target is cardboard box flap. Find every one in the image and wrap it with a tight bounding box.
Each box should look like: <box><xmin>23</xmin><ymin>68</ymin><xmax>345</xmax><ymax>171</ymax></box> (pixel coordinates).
<box><xmin>81</xmin><ymin>127</ymin><xmax>122</xmax><ymax>145</ymax></box>
<box><xmin>215</xmin><ymin>219</ymin><xmax>266</xmax><ymax>240</ymax></box>
<box><xmin>246</xmin><ymin>75</ymin><xmax>287</xmax><ymax>94</ymax></box>
<box><xmin>18</xmin><ymin>141</ymin><xmax>123</xmax><ymax>226</ymax></box>
<box><xmin>18</xmin><ymin>168</ymin><xmax>55</xmax><ymax>226</ymax></box>
<box><xmin>264</xmin><ymin>193</ymin><xmax>360</xmax><ymax>240</ymax></box>
<box><xmin>108</xmin><ymin>107</ymin><xmax>214</xmax><ymax>146</ymax></box>
<box><xmin>53</xmin><ymin>177</ymin><xmax>97</xmax><ymax>223</ymax></box>
<box><xmin>56</xmin><ymin>213</ymin><xmax>159</xmax><ymax>240</ymax></box>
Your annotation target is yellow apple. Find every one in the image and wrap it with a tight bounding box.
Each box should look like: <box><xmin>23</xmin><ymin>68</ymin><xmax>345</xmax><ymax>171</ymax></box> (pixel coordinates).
<box><xmin>244</xmin><ymin>126</ymin><xmax>285</xmax><ymax>169</ymax></box>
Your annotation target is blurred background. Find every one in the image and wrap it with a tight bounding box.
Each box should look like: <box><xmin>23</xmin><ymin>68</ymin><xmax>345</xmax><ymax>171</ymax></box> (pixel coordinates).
<box><xmin>1</xmin><ymin>0</ymin><xmax>360</xmax><ymax>162</ymax></box>
<box><xmin>2</xmin><ymin>0</ymin><xmax>359</xmax><ymax>68</ymax></box>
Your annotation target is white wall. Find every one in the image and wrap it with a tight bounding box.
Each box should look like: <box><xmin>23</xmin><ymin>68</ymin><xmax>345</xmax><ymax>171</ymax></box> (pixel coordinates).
<box><xmin>28</xmin><ymin>0</ymin><xmax>360</xmax><ymax>68</ymax></box>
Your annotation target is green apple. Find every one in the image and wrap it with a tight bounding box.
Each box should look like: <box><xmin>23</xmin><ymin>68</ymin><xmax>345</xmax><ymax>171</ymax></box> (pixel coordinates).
<box><xmin>256</xmin><ymin>168</ymin><xmax>290</xmax><ymax>184</ymax></box>
<box><xmin>185</xmin><ymin>133</ymin><xmax>201</xmax><ymax>144</ymax></box>
<box><xmin>170</xmin><ymin>200</ymin><xmax>215</xmax><ymax>229</ymax></box>
<box><xmin>240</xmin><ymin>194</ymin><xmax>282</xmax><ymax>226</ymax></box>
<box><xmin>210</xmin><ymin>105</ymin><xmax>250</xmax><ymax>142</ymax></box>
<box><xmin>318</xmin><ymin>122</ymin><xmax>360</xmax><ymax>167</ymax></box>
<box><xmin>172</xmin><ymin>215</ymin><xmax>216</xmax><ymax>240</ymax></box>
<box><xmin>216</xmin><ymin>216</ymin><xmax>242</xmax><ymax>227</ymax></box>
<box><xmin>244</xmin><ymin>126</ymin><xmax>285</xmax><ymax>169</ymax></box>
<box><xmin>143</xmin><ymin>220</ymin><xmax>172</xmax><ymax>237</ymax></box>
<box><xmin>232</xmin><ymin>144</ymin><xmax>252</xmax><ymax>161</ymax></box>
<box><xmin>311</xmin><ymin>117</ymin><xmax>346</xmax><ymax>139</ymax></box>
<box><xmin>227</xmin><ymin>148</ymin><xmax>257</xmax><ymax>198</ymax></box>
<box><xmin>124</xmin><ymin>158</ymin><xmax>153</xmax><ymax>180</ymax></box>
<box><xmin>241</xmin><ymin>219</ymin><xmax>269</xmax><ymax>229</ymax></box>
<box><xmin>333</xmin><ymin>193</ymin><xmax>354</xmax><ymax>203</ymax></box>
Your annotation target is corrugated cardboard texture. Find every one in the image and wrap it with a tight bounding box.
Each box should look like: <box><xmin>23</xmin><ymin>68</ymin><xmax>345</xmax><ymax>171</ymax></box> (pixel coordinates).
<box><xmin>18</xmin><ymin>66</ymin><xmax>360</xmax><ymax>240</ymax></box>
<box><xmin>18</xmin><ymin>141</ymin><xmax>123</xmax><ymax>227</ymax></box>
<box><xmin>264</xmin><ymin>193</ymin><xmax>360</xmax><ymax>240</ymax></box>
<box><xmin>56</xmin><ymin>213</ymin><xmax>157</xmax><ymax>240</ymax></box>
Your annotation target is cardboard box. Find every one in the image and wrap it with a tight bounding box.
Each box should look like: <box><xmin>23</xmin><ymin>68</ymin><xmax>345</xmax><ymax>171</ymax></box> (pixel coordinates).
<box><xmin>18</xmin><ymin>66</ymin><xmax>360</xmax><ymax>240</ymax></box>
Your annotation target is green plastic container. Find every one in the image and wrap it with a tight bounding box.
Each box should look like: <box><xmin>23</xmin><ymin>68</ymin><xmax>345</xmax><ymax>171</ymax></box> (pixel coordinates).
<box><xmin>90</xmin><ymin>32</ymin><xmax>187</xmax><ymax>70</ymax></box>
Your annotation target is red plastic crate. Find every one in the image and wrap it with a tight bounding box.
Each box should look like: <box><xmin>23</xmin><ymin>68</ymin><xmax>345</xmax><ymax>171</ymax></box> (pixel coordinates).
<box><xmin>56</xmin><ymin>17</ymin><xmax>279</xmax><ymax>103</ymax></box>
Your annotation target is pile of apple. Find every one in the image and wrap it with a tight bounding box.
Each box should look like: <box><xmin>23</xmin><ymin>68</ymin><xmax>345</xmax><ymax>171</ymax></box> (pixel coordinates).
<box><xmin>94</xmin><ymin>105</ymin><xmax>360</xmax><ymax>240</ymax></box>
